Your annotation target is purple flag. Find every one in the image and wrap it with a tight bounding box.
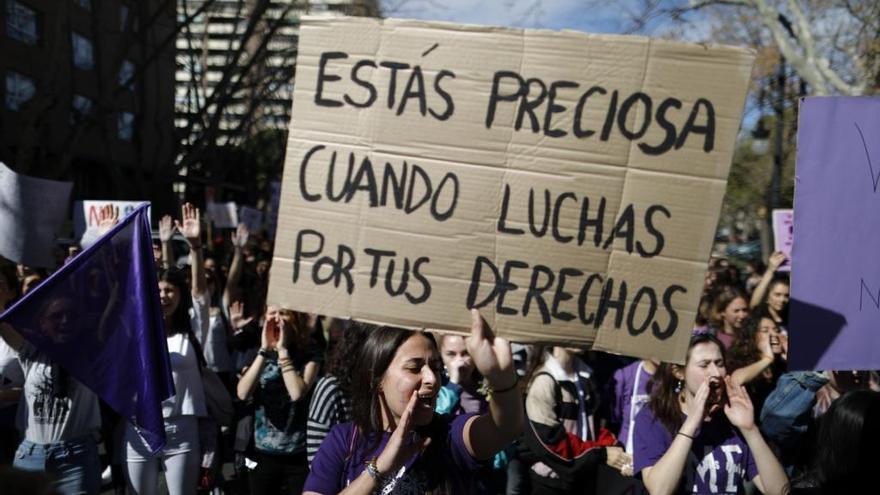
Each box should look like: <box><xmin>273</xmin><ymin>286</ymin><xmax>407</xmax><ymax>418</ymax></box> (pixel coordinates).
<box><xmin>790</xmin><ymin>96</ymin><xmax>880</xmax><ymax>371</ymax></box>
<box><xmin>0</xmin><ymin>203</ymin><xmax>174</xmax><ymax>453</ymax></box>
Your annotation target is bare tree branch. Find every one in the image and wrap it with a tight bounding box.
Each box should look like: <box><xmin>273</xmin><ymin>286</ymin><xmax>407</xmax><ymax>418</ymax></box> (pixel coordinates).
<box><xmin>613</xmin><ymin>0</ymin><xmax>876</xmax><ymax>95</ymax></box>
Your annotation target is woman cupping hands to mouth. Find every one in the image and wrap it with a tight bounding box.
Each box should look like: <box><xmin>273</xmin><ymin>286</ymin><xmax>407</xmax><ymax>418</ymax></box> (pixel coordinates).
<box><xmin>633</xmin><ymin>334</ymin><xmax>788</xmax><ymax>495</ymax></box>
<box><xmin>303</xmin><ymin>309</ymin><xmax>524</xmax><ymax>495</ymax></box>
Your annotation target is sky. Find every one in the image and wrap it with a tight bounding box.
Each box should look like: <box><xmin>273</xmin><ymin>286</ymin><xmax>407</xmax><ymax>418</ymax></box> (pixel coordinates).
<box><xmin>380</xmin><ymin>0</ymin><xmax>642</xmax><ymax>34</ymax></box>
<box><xmin>378</xmin><ymin>0</ymin><xmax>762</xmax><ymax>131</ymax></box>
<box><xmin>378</xmin><ymin>1</ymin><xmax>717</xmax><ymax>48</ymax></box>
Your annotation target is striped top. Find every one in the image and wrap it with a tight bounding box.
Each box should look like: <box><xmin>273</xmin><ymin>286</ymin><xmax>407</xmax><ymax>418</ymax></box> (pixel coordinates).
<box><xmin>306</xmin><ymin>374</ymin><xmax>351</xmax><ymax>464</ymax></box>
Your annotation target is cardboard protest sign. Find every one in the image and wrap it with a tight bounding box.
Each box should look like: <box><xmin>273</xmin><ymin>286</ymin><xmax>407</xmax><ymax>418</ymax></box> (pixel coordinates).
<box><xmin>74</xmin><ymin>200</ymin><xmax>151</xmax><ymax>239</ymax></box>
<box><xmin>239</xmin><ymin>206</ymin><xmax>264</xmax><ymax>233</ymax></box>
<box><xmin>206</xmin><ymin>202</ymin><xmax>238</xmax><ymax>229</ymax></box>
<box><xmin>0</xmin><ymin>162</ymin><xmax>73</xmax><ymax>267</ymax></box>
<box><xmin>268</xmin><ymin>17</ymin><xmax>754</xmax><ymax>362</ymax></box>
<box><xmin>771</xmin><ymin>209</ymin><xmax>793</xmax><ymax>272</ymax></box>
<box><xmin>789</xmin><ymin>97</ymin><xmax>880</xmax><ymax>371</ymax></box>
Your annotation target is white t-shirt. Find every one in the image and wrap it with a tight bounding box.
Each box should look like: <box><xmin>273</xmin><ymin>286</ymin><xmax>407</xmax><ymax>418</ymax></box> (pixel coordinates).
<box><xmin>0</xmin><ymin>338</ymin><xmax>24</xmax><ymax>410</ymax></box>
<box><xmin>16</xmin><ymin>345</ymin><xmax>101</xmax><ymax>443</ymax></box>
<box><xmin>204</xmin><ymin>310</ymin><xmax>233</xmax><ymax>373</ymax></box>
<box><xmin>161</xmin><ymin>294</ymin><xmax>209</xmax><ymax>418</ymax></box>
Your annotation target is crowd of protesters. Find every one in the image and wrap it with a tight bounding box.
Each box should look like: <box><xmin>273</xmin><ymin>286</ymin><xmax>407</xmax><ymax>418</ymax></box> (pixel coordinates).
<box><xmin>0</xmin><ymin>203</ymin><xmax>878</xmax><ymax>495</ymax></box>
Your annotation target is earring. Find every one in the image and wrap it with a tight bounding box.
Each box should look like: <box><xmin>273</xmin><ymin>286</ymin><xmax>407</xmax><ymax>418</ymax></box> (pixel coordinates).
<box><xmin>674</xmin><ymin>380</ymin><xmax>683</xmax><ymax>394</ymax></box>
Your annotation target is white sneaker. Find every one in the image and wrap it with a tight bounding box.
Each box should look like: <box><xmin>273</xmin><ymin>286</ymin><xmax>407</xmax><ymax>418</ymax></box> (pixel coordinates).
<box><xmin>101</xmin><ymin>465</ymin><xmax>113</xmax><ymax>484</ymax></box>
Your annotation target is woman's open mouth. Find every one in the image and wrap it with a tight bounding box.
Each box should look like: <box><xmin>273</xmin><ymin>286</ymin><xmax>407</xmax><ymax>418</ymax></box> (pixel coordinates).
<box><xmin>416</xmin><ymin>391</ymin><xmax>437</xmax><ymax>410</ymax></box>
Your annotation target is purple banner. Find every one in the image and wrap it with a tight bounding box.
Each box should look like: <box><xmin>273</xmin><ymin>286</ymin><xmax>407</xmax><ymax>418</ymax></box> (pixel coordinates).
<box><xmin>0</xmin><ymin>204</ymin><xmax>174</xmax><ymax>452</ymax></box>
<box><xmin>789</xmin><ymin>96</ymin><xmax>880</xmax><ymax>371</ymax></box>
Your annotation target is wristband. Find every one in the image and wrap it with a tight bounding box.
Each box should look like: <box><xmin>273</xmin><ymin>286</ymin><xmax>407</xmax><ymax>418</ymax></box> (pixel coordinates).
<box><xmin>258</xmin><ymin>348</ymin><xmax>270</xmax><ymax>358</ymax></box>
<box><xmin>365</xmin><ymin>458</ymin><xmax>386</xmax><ymax>483</ymax></box>
<box><xmin>490</xmin><ymin>376</ymin><xmax>519</xmax><ymax>395</ymax></box>
<box><xmin>676</xmin><ymin>431</ymin><xmax>695</xmax><ymax>440</ymax></box>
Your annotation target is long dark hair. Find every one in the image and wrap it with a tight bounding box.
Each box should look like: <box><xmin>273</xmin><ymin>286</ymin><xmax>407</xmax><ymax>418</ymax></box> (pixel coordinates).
<box><xmin>762</xmin><ymin>275</ymin><xmax>790</xmax><ymax>325</ymax></box>
<box><xmin>349</xmin><ymin>325</ymin><xmax>445</xmax><ymax>485</ymax></box>
<box><xmin>646</xmin><ymin>334</ymin><xmax>726</xmax><ymax>434</ymax></box>
<box><xmin>350</xmin><ymin>326</ymin><xmax>425</xmax><ymax>439</ymax></box>
<box><xmin>727</xmin><ymin>307</ymin><xmax>780</xmax><ymax>373</ymax></box>
<box><xmin>763</xmin><ymin>275</ymin><xmax>790</xmax><ymax>303</ymax></box>
<box><xmin>157</xmin><ymin>267</ymin><xmax>192</xmax><ymax>336</ymax></box>
<box><xmin>727</xmin><ymin>317</ymin><xmax>761</xmax><ymax>373</ymax></box>
<box><xmin>804</xmin><ymin>390</ymin><xmax>880</xmax><ymax>493</ymax></box>
<box><xmin>327</xmin><ymin>321</ymin><xmax>369</xmax><ymax>394</ymax></box>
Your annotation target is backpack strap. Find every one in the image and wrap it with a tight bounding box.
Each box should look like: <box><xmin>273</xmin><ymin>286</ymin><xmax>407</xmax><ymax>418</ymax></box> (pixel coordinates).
<box><xmin>341</xmin><ymin>424</ymin><xmax>359</xmax><ymax>487</ymax></box>
<box><xmin>185</xmin><ymin>328</ymin><xmax>209</xmax><ymax>370</ymax></box>
<box><xmin>345</xmin><ymin>423</ymin><xmax>358</xmax><ymax>461</ymax></box>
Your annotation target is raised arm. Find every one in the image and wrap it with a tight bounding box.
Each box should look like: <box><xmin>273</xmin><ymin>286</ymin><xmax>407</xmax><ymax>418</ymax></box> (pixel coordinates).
<box><xmin>463</xmin><ymin>309</ymin><xmax>524</xmax><ymax>461</ymax></box>
<box><xmin>749</xmin><ymin>252</ymin><xmax>786</xmax><ymax>309</ymax></box>
<box><xmin>96</xmin><ymin>204</ymin><xmax>119</xmax><ymax>236</ymax></box>
<box><xmin>276</xmin><ymin>313</ymin><xmax>318</xmax><ymax>402</ymax></box>
<box><xmin>158</xmin><ymin>214</ymin><xmax>175</xmax><ymax>269</ymax></box>
<box><xmin>724</xmin><ymin>378</ymin><xmax>788</xmax><ymax>495</ymax></box>
<box><xmin>731</xmin><ymin>334</ymin><xmax>777</xmax><ymax>386</ymax></box>
<box><xmin>0</xmin><ymin>322</ymin><xmax>24</xmax><ymax>353</ymax></box>
<box><xmin>223</xmin><ymin>223</ymin><xmax>248</xmax><ymax>312</ymax></box>
<box><xmin>641</xmin><ymin>381</ymin><xmax>711</xmax><ymax>495</ymax></box>
<box><xmin>78</xmin><ymin>204</ymin><xmax>120</xmax><ymax>250</ymax></box>
<box><xmin>228</xmin><ymin>300</ymin><xmax>253</xmax><ymax>339</ymax></box>
<box><xmin>236</xmin><ymin>316</ymin><xmax>275</xmax><ymax>401</ymax></box>
<box><xmin>176</xmin><ymin>203</ymin><xmax>207</xmax><ymax>299</ymax></box>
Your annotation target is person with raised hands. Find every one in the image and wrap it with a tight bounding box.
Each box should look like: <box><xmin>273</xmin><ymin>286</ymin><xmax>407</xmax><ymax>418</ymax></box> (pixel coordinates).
<box><xmin>236</xmin><ymin>305</ymin><xmax>320</xmax><ymax>495</ymax></box>
<box><xmin>157</xmin><ymin>213</ymin><xmax>175</xmax><ymax>270</ymax></box>
<box><xmin>634</xmin><ymin>334</ymin><xmax>788</xmax><ymax>495</ymax></box>
<box><xmin>200</xmin><ymin>224</ymin><xmax>249</xmax><ymax>390</ymax></box>
<box><xmin>303</xmin><ymin>309</ymin><xmax>524</xmax><ymax>495</ymax></box>
<box><xmin>75</xmin><ymin>204</ymin><xmax>120</xmax><ymax>252</ymax></box>
<box><xmin>728</xmin><ymin>312</ymin><xmax>787</xmax><ymax>416</ymax></box>
<box><xmin>122</xmin><ymin>202</ymin><xmax>211</xmax><ymax>495</ymax></box>
<box><xmin>436</xmin><ymin>334</ymin><xmax>488</xmax><ymax>417</ymax></box>
<box><xmin>0</xmin><ymin>204</ymin><xmax>122</xmax><ymax>494</ymax></box>
<box><xmin>748</xmin><ymin>252</ymin><xmax>790</xmax><ymax>334</ymax></box>
<box><xmin>224</xmin><ymin>223</ymin><xmax>249</xmax><ymax>311</ymax></box>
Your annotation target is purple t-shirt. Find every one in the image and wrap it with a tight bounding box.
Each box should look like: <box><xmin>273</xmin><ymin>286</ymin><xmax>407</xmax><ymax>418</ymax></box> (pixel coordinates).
<box><xmin>610</xmin><ymin>361</ymin><xmax>652</xmax><ymax>451</ymax></box>
<box><xmin>633</xmin><ymin>408</ymin><xmax>758</xmax><ymax>494</ymax></box>
<box><xmin>304</xmin><ymin>413</ymin><xmax>482</xmax><ymax>494</ymax></box>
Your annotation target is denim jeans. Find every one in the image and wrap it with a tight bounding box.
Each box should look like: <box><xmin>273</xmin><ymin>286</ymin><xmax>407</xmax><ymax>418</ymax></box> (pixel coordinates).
<box><xmin>13</xmin><ymin>436</ymin><xmax>101</xmax><ymax>495</ymax></box>
<box><xmin>760</xmin><ymin>371</ymin><xmax>829</xmax><ymax>442</ymax></box>
<box><xmin>759</xmin><ymin>371</ymin><xmax>829</xmax><ymax>471</ymax></box>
